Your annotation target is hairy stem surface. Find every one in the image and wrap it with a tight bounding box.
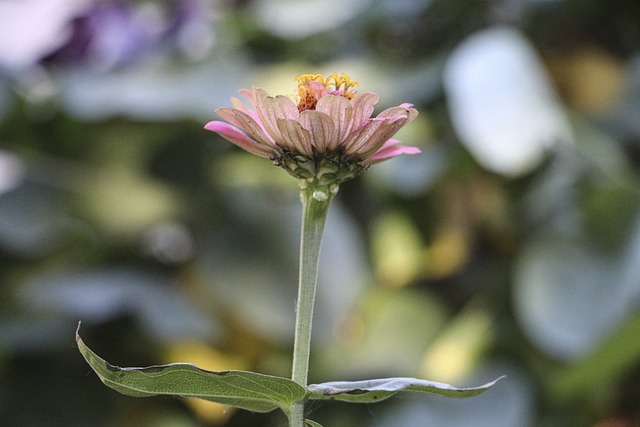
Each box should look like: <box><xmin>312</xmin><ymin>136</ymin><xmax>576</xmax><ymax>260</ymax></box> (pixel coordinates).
<box><xmin>289</xmin><ymin>183</ymin><xmax>334</xmax><ymax>427</ymax></box>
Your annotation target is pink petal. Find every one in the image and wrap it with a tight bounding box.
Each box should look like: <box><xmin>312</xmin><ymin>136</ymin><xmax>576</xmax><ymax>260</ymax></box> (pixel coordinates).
<box><xmin>376</xmin><ymin>104</ymin><xmax>419</xmax><ymax>122</ymax></box>
<box><xmin>229</xmin><ymin>101</ymin><xmax>261</xmax><ymax>127</ymax></box>
<box><xmin>230</xmin><ymin>96</ymin><xmax>252</xmax><ymax>115</ymax></box>
<box><xmin>276</xmin><ymin>119</ymin><xmax>314</xmax><ymax>157</ymax></box>
<box><xmin>298</xmin><ymin>110</ymin><xmax>337</xmax><ymax>153</ymax></box>
<box><xmin>216</xmin><ymin>107</ymin><xmax>275</xmax><ymax>146</ymax></box>
<box><xmin>309</xmin><ymin>81</ymin><xmax>329</xmax><ymax>99</ymax></box>
<box><xmin>254</xmin><ymin>88</ymin><xmax>299</xmax><ymax>141</ymax></box>
<box><xmin>368</xmin><ymin>143</ymin><xmax>421</xmax><ymax>164</ymax></box>
<box><xmin>378</xmin><ymin>138</ymin><xmax>402</xmax><ymax>148</ymax></box>
<box><xmin>350</xmin><ymin>92</ymin><xmax>379</xmax><ymax>128</ymax></box>
<box><xmin>239</xmin><ymin>88</ymin><xmax>256</xmax><ymax>106</ymax></box>
<box><xmin>357</xmin><ymin>116</ymin><xmax>411</xmax><ymax>158</ymax></box>
<box><xmin>356</xmin><ymin>105</ymin><xmax>419</xmax><ymax>158</ymax></box>
<box><xmin>342</xmin><ymin>116</ymin><xmax>390</xmax><ymax>156</ymax></box>
<box><xmin>230</xmin><ymin>89</ymin><xmax>276</xmax><ymax>137</ymax></box>
<box><xmin>315</xmin><ymin>95</ymin><xmax>353</xmax><ymax>143</ymax></box>
<box><xmin>204</xmin><ymin>121</ymin><xmax>272</xmax><ymax>157</ymax></box>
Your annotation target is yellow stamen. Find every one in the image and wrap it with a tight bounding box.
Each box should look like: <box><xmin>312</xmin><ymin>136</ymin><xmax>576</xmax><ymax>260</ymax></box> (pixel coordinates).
<box><xmin>294</xmin><ymin>73</ymin><xmax>359</xmax><ymax>111</ymax></box>
<box><xmin>294</xmin><ymin>74</ymin><xmax>325</xmax><ymax>87</ymax></box>
<box><xmin>325</xmin><ymin>72</ymin><xmax>359</xmax><ymax>93</ymax></box>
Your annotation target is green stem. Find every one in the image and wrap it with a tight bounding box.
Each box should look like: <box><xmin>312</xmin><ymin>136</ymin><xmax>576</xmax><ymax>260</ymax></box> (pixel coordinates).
<box><xmin>289</xmin><ymin>182</ymin><xmax>335</xmax><ymax>427</ymax></box>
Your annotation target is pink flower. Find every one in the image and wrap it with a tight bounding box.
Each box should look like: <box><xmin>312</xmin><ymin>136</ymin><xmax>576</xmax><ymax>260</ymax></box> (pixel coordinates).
<box><xmin>205</xmin><ymin>73</ymin><xmax>420</xmax><ymax>186</ymax></box>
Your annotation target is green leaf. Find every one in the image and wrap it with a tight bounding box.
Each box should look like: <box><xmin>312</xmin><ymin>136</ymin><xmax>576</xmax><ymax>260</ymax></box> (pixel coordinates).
<box><xmin>552</xmin><ymin>308</ymin><xmax>640</xmax><ymax>401</ymax></box>
<box><xmin>307</xmin><ymin>376</ymin><xmax>504</xmax><ymax>403</ymax></box>
<box><xmin>305</xmin><ymin>420</ymin><xmax>324</xmax><ymax>427</ymax></box>
<box><xmin>76</xmin><ymin>325</ymin><xmax>306</xmax><ymax>413</ymax></box>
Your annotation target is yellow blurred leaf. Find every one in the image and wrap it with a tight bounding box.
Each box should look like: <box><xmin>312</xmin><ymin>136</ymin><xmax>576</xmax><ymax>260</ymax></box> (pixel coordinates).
<box><xmin>424</xmin><ymin>225</ymin><xmax>469</xmax><ymax>280</ymax></box>
<box><xmin>371</xmin><ymin>210</ymin><xmax>423</xmax><ymax>287</ymax></box>
<box><xmin>319</xmin><ymin>287</ymin><xmax>446</xmax><ymax>378</ymax></box>
<box><xmin>163</xmin><ymin>341</ymin><xmax>250</xmax><ymax>424</ymax></box>
<box><xmin>421</xmin><ymin>307</ymin><xmax>494</xmax><ymax>384</ymax></box>
<box><xmin>82</xmin><ymin>167</ymin><xmax>177</xmax><ymax>236</ymax></box>
<box><xmin>547</xmin><ymin>47</ymin><xmax>626</xmax><ymax>114</ymax></box>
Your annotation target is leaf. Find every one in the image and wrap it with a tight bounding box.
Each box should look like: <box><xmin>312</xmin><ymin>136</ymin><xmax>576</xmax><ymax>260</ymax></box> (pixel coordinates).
<box><xmin>307</xmin><ymin>376</ymin><xmax>504</xmax><ymax>403</ymax></box>
<box><xmin>76</xmin><ymin>324</ymin><xmax>306</xmax><ymax>413</ymax></box>
<box><xmin>552</xmin><ymin>308</ymin><xmax>640</xmax><ymax>401</ymax></box>
<box><xmin>305</xmin><ymin>420</ymin><xmax>324</xmax><ymax>427</ymax></box>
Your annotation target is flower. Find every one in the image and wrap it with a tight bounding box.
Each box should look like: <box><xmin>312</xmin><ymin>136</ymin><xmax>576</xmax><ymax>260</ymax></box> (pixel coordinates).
<box><xmin>205</xmin><ymin>73</ymin><xmax>420</xmax><ymax>188</ymax></box>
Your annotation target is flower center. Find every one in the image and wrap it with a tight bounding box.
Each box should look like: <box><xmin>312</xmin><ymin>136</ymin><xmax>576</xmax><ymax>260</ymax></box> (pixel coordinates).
<box><xmin>272</xmin><ymin>73</ymin><xmax>366</xmax><ymax>188</ymax></box>
<box><xmin>294</xmin><ymin>73</ymin><xmax>359</xmax><ymax>112</ymax></box>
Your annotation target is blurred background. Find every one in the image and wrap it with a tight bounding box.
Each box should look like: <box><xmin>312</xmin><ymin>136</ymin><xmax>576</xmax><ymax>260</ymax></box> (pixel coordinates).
<box><xmin>1</xmin><ymin>0</ymin><xmax>639</xmax><ymax>426</ymax></box>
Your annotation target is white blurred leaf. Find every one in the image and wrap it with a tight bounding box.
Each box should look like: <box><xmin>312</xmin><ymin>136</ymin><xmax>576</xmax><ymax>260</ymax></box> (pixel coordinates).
<box><xmin>0</xmin><ymin>183</ymin><xmax>69</xmax><ymax>257</ymax></box>
<box><xmin>514</xmin><ymin>224</ymin><xmax>640</xmax><ymax>360</ymax></box>
<box><xmin>444</xmin><ymin>26</ymin><xmax>572</xmax><ymax>176</ymax></box>
<box><xmin>22</xmin><ymin>267</ymin><xmax>216</xmax><ymax>341</ymax></box>
<box><xmin>59</xmin><ymin>58</ymin><xmax>250</xmax><ymax>120</ymax></box>
<box><xmin>0</xmin><ymin>0</ymin><xmax>91</xmax><ymax>70</ymax></box>
<box><xmin>251</xmin><ymin>0</ymin><xmax>371</xmax><ymax>38</ymax></box>
<box><xmin>0</xmin><ymin>150</ymin><xmax>25</xmax><ymax>195</ymax></box>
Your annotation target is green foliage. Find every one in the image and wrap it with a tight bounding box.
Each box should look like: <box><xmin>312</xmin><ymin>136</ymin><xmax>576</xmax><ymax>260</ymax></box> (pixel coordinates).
<box><xmin>78</xmin><ymin>325</ymin><xmax>500</xmax><ymax>419</ymax></box>
<box><xmin>308</xmin><ymin>377</ymin><xmax>503</xmax><ymax>403</ymax></box>
<box><xmin>77</xmin><ymin>325</ymin><xmax>306</xmax><ymax>414</ymax></box>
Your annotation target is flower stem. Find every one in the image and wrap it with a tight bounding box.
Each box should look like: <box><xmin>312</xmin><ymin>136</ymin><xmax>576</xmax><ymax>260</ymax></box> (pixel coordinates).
<box><xmin>289</xmin><ymin>183</ymin><xmax>334</xmax><ymax>427</ymax></box>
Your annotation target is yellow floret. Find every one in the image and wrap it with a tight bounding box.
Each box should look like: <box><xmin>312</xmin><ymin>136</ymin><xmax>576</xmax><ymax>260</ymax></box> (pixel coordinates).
<box><xmin>294</xmin><ymin>73</ymin><xmax>359</xmax><ymax>111</ymax></box>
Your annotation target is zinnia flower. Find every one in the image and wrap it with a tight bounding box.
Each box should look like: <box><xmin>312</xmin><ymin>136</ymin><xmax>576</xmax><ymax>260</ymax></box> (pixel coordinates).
<box><xmin>205</xmin><ymin>73</ymin><xmax>420</xmax><ymax>189</ymax></box>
